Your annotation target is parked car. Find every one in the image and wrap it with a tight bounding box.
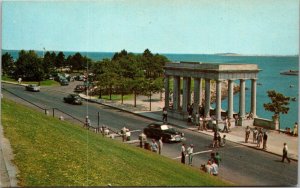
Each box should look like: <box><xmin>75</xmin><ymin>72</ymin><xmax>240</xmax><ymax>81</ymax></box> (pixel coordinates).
<box><xmin>63</xmin><ymin>94</ymin><xmax>82</xmax><ymax>105</ymax></box>
<box><xmin>143</xmin><ymin>122</ymin><xmax>184</xmax><ymax>143</ymax></box>
<box><xmin>60</xmin><ymin>78</ymin><xmax>69</xmax><ymax>86</ymax></box>
<box><xmin>25</xmin><ymin>84</ymin><xmax>40</xmax><ymax>92</ymax></box>
<box><xmin>74</xmin><ymin>85</ymin><xmax>86</xmax><ymax>92</ymax></box>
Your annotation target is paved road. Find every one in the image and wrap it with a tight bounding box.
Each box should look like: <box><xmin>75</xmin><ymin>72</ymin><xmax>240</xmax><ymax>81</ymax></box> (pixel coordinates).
<box><xmin>2</xmin><ymin>82</ymin><xmax>298</xmax><ymax>186</ymax></box>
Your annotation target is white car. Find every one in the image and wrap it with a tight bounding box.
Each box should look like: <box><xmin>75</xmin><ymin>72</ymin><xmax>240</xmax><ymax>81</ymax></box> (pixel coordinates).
<box><xmin>25</xmin><ymin>84</ymin><xmax>40</xmax><ymax>92</ymax></box>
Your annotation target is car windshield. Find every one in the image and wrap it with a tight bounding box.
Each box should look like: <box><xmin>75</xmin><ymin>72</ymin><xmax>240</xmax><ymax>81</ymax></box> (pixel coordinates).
<box><xmin>161</xmin><ymin>125</ymin><xmax>169</xmax><ymax>130</ymax></box>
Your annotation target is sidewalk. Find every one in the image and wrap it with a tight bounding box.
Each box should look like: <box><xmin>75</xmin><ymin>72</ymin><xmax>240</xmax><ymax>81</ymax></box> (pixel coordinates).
<box><xmin>81</xmin><ymin>94</ymin><xmax>298</xmax><ymax>161</ymax></box>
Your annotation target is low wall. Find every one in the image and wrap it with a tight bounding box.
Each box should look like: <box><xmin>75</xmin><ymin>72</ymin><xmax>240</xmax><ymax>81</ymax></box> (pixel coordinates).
<box><xmin>253</xmin><ymin>118</ymin><xmax>275</xmax><ymax>130</ymax></box>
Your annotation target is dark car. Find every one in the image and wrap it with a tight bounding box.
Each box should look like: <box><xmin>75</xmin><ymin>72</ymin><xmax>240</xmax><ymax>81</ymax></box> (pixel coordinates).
<box><xmin>74</xmin><ymin>85</ymin><xmax>86</xmax><ymax>92</ymax></box>
<box><xmin>63</xmin><ymin>94</ymin><xmax>82</xmax><ymax>105</ymax></box>
<box><xmin>25</xmin><ymin>84</ymin><xmax>40</xmax><ymax>92</ymax></box>
<box><xmin>143</xmin><ymin>122</ymin><xmax>185</xmax><ymax>143</ymax></box>
<box><xmin>60</xmin><ymin>78</ymin><xmax>69</xmax><ymax>86</ymax></box>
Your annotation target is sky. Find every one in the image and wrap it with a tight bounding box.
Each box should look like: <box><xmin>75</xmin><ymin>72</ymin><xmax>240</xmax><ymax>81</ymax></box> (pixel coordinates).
<box><xmin>2</xmin><ymin>0</ymin><xmax>299</xmax><ymax>55</ymax></box>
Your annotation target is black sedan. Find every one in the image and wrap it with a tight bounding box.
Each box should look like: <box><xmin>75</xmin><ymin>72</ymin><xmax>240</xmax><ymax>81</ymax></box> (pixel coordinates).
<box><xmin>63</xmin><ymin>94</ymin><xmax>82</xmax><ymax>105</ymax></box>
<box><xmin>143</xmin><ymin>122</ymin><xmax>185</xmax><ymax>143</ymax></box>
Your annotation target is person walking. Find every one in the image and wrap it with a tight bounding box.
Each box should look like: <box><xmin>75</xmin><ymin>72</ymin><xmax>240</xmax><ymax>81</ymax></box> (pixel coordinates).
<box><xmin>262</xmin><ymin>131</ymin><xmax>268</xmax><ymax>150</ymax></box>
<box><xmin>84</xmin><ymin>116</ymin><xmax>91</xmax><ymax>129</ymax></box>
<box><xmin>281</xmin><ymin>143</ymin><xmax>291</xmax><ymax>163</ymax></box>
<box><xmin>162</xmin><ymin>107</ymin><xmax>168</xmax><ymax>123</ymax></box>
<box><xmin>222</xmin><ymin>117</ymin><xmax>229</xmax><ymax>133</ymax></box>
<box><xmin>187</xmin><ymin>144</ymin><xmax>194</xmax><ymax>166</ymax></box>
<box><xmin>181</xmin><ymin>143</ymin><xmax>186</xmax><ymax>164</ymax></box>
<box><xmin>121</xmin><ymin>126</ymin><xmax>127</xmax><ymax>142</ymax></box>
<box><xmin>257</xmin><ymin>128</ymin><xmax>263</xmax><ymax>148</ymax></box>
<box><xmin>139</xmin><ymin>132</ymin><xmax>147</xmax><ymax>148</ymax></box>
<box><xmin>150</xmin><ymin>139</ymin><xmax>158</xmax><ymax>153</ymax></box>
<box><xmin>158</xmin><ymin>137</ymin><xmax>163</xmax><ymax>155</ymax></box>
<box><xmin>253</xmin><ymin>127</ymin><xmax>258</xmax><ymax>143</ymax></box>
<box><xmin>245</xmin><ymin>126</ymin><xmax>251</xmax><ymax>143</ymax></box>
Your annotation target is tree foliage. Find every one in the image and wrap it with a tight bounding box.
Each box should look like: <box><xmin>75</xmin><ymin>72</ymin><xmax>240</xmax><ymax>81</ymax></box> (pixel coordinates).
<box><xmin>263</xmin><ymin>90</ymin><xmax>290</xmax><ymax>116</ymax></box>
<box><xmin>2</xmin><ymin>52</ymin><xmax>15</xmax><ymax>76</ymax></box>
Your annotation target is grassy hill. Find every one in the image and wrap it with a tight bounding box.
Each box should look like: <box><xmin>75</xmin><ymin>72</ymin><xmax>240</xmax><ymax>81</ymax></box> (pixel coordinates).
<box><xmin>1</xmin><ymin>98</ymin><xmax>232</xmax><ymax>186</ymax></box>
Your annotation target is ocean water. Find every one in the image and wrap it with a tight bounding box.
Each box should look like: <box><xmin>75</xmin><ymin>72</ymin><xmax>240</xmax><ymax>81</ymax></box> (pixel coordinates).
<box><xmin>3</xmin><ymin>50</ymin><xmax>299</xmax><ymax>128</ymax></box>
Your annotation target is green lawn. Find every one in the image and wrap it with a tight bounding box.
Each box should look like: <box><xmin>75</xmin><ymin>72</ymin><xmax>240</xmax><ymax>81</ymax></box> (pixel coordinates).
<box><xmin>2</xmin><ymin>75</ymin><xmax>60</xmax><ymax>86</ymax></box>
<box><xmin>1</xmin><ymin>98</ymin><xmax>232</xmax><ymax>186</ymax></box>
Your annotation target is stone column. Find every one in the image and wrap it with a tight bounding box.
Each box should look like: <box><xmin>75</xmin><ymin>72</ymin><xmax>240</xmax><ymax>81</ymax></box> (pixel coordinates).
<box><xmin>187</xmin><ymin>77</ymin><xmax>191</xmax><ymax>105</ymax></box>
<box><xmin>239</xmin><ymin>79</ymin><xmax>246</xmax><ymax>118</ymax></box>
<box><xmin>173</xmin><ymin>76</ymin><xmax>180</xmax><ymax>110</ymax></box>
<box><xmin>227</xmin><ymin>79</ymin><xmax>234</xmax><ymax>119</ymax></box>
<box><xmin>216</xmin><ymin>80</ymin><xmax>222</xmax><ymax>120</ymax></box>
<box><xmin>164</xmin><ymin>75</ymin><xmax>169</xmax><ymax>109</ymax></box>
<box><xmin>193</xmin><ymin>78</ymin><xmax>200</xmax><ymax>114</ymax></box>
<box><xmin>251</xmin><ymin>79</ymin><xmax>257</xmax><ymax>118</ymax></box>
<box><xmin>204</xmin><ymin>79</ymin><xmax>211</xmax><ymax>118</ymax></box>
<box><xmin>182</xmin><ymin>77</ymin><xmax>188</xmax><ymax>113</ymax></box>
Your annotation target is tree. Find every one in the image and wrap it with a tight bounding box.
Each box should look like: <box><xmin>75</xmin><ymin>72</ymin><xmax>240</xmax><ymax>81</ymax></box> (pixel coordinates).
<box><xmin>14</xmin><ymin>50</ymin><xmax>44</xmax><ymax>81</ymax></box>
<box><xmin>55</xmin><ymin>51</ymin><xmax>65</xmax><ymax>70</ymax></box>
<box><xmin>43</xmin><ymin>51</ymin><xmax>56</xmax><ymax>75</ymax></box>
<box><xmin>2</xmin><ymin>52</ymin><xmax>15</xmax><ymax>76</ymax></box>
<box><xmin>263</xmin><ymin>90</ymin><xmax>290</xmax><ymax>130</ymax></box>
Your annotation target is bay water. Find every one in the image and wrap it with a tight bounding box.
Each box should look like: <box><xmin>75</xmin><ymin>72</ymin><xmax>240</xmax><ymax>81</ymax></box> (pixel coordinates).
<box><xmin>3</xmin><ymin>50</ymin><xmax>298</xmax><ymax>129</ymax></box>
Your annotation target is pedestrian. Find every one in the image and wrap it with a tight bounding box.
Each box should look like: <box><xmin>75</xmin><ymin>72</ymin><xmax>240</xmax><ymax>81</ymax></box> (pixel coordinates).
<box><xmin>18</xmin><ymin>77</ymin><xmax>22</xmax><ymax>84</ymax></box>
<box><xmin>281</xmin><ymin>143</ymin><xmax>291</xmax><ymax>163</ymax></box>
<box><xmin>199</xmin><ymin>115</ymin><xmax>204</xmax><ymax>131</ymax></box>
<box><xmin>220</xmin><ymin>135</ymin><xmax>226</xmax><ymax>147</ymax></box>
<box><xmin>245</xmin><ymin>126</ymin><xmax>251</xmax><ymax>143</ymax></box>
<box><xmin>253</xmin><ymin>127</ymin><xmax>258</xmax><ymax>143</ymax></box>
<box><xmin>234</xmin><ymin>115</ymin><xmax>238</xmax><ymax>126</ymax></box>
<box><xmin>162</xmin><ymin>107</ymin><xmax>168</xmax><ymax>123</ymax></box>
<box><xmin>84</xmin><ymin>116</ymin><xmax>91</xmax><ymax>129</ymax></box>
<box><xmin>212</xmin><ymin>131</ymin><xmax>218</xmax><ymax>148</ymax></box>
<box><xmin>158</xmin><ymin>137</ymin><xmax>163</xmax><ymax>155</ymax></box>
<box><xmin>263</xmin><ymin>131</ymin><xmax>268</xmax><ymax>150</ymax></box>
<box><xmin>125</xmin><ymin>129</ymin><xmax>131</xmax><ymax>141</ymax></box>
<box><xmin>150</xmin><ymin>139</ymin><xmax>158</xmax><ymax>153</ymax></box>
<box><xmin>139</xmin><ymin>132</ymin><xmax>147</xmax><ymax>148</ymax></box>
<box><xmin>257</xmin><ymin>128</ymin><xmax>263</xmax><ymax>148</ymax></box>
<box><xmin>195</xmin><ymin>112</ymin><xmax>200</xmax><ymax>127</ymax></box>
<box><xmin>187</xmin><ymin>114</ymin><xmax>192</xmax><ymax>125</ymax></box>
<box><xmin>214</xmin><ymin>152</ymin><xmax>222</xmax><ymax>166</ymax></box>
<box><xmin>211</xmin><ymin>160</ymin><xmax>219</xmax><ymax>176</ymax></box>
<box><xmin>181</xmin><ymin>143</ymin><xmax>186</xmax><ymax>164</ymax></box>
<box><xmin>293</xmin><ymin>122</ymin><xmax>298</xmax><ymax>136</ymax></box>
<box><xmin>187</xmin><ymin>144</ymin><xmax>194</xmax><ymax>165</ymax></box>
<box><xmin>203</xmin><ymin>118</ymin><xmax>208</xmax><ymax>131</ymax></box>
<box><xmin>222</xmin><ymin>117</ymin><xmax>229</xmax><ymax>133</ymax></box>
<box><xmin>121</xmin><ymin>126</ymin><xmax>127</xmax><ymax>142</ymax></box>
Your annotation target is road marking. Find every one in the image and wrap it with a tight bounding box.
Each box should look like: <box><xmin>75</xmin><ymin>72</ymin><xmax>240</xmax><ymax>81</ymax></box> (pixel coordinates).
<box><xmin>129</xmin><ymin>129</ymin><xmax>141</xmax><ymax>133</ymax></box>
<box><xmin>172</xmin><ymin>149</ymin><xmax>213</xmax><ymax>159</ymax></box>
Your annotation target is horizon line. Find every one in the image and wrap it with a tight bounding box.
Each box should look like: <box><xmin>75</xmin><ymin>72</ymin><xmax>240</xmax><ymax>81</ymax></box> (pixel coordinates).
<box><xmin>2</xmin><ymin>48</ymin><xmax>299</xmax><ymax>57</ymax></box>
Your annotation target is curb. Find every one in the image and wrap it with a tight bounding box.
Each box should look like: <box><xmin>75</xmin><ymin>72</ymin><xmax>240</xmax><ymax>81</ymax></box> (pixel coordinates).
<box><xmin>82</xmin><ymin>96</ymin><xmax>298</xmax><ymax>162</ymax></box>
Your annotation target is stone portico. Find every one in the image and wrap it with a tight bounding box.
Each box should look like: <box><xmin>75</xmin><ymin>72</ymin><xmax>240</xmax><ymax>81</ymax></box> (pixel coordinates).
<box><xmin>164</xmin><ymin>62</ymin><xmax>260</xmax><ymax>125</ymax></box>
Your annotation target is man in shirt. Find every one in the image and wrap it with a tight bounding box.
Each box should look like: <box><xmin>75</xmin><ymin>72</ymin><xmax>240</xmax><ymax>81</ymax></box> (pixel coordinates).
<box><xmin>211</xmin><ymin>160</ymin><xmax>219</xmax><ymax>176</ymax></box>
<box><xmin>181</xmin><ymin>143</ymin><xmax>186</xmax><ymax>164</ymax></box>
<box><xmin>281</xmin><ymin>143</ymin><xmax>291</xmax><ymax>163</ymax></box>
<box><xmin>187</xmin><ymin>144</ymin><xmax>194</xmax><ymax>166</ymax></box>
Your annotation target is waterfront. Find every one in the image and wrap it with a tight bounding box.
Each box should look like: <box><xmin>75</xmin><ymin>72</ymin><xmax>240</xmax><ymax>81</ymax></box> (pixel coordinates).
<box><xmin>3</xmin><ymin>50</ymin><xmax>298</xmax><ymax>128</ymax></box>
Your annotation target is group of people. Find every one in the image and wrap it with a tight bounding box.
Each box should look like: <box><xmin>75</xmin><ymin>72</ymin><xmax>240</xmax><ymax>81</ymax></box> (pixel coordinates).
<box><xmin>245</xmin><ymin>126</ymin><xmax>268</xmax><ymax>150</ymax></box>
<box><xmin>201</xmin><ymin>152</ymin><xmax>221</xmax><ymax>176</ymax></box>
<box><xmin>181</xmin><ymin>143</ymin><xmax>194</xmax><ymax>165</ymax></box>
